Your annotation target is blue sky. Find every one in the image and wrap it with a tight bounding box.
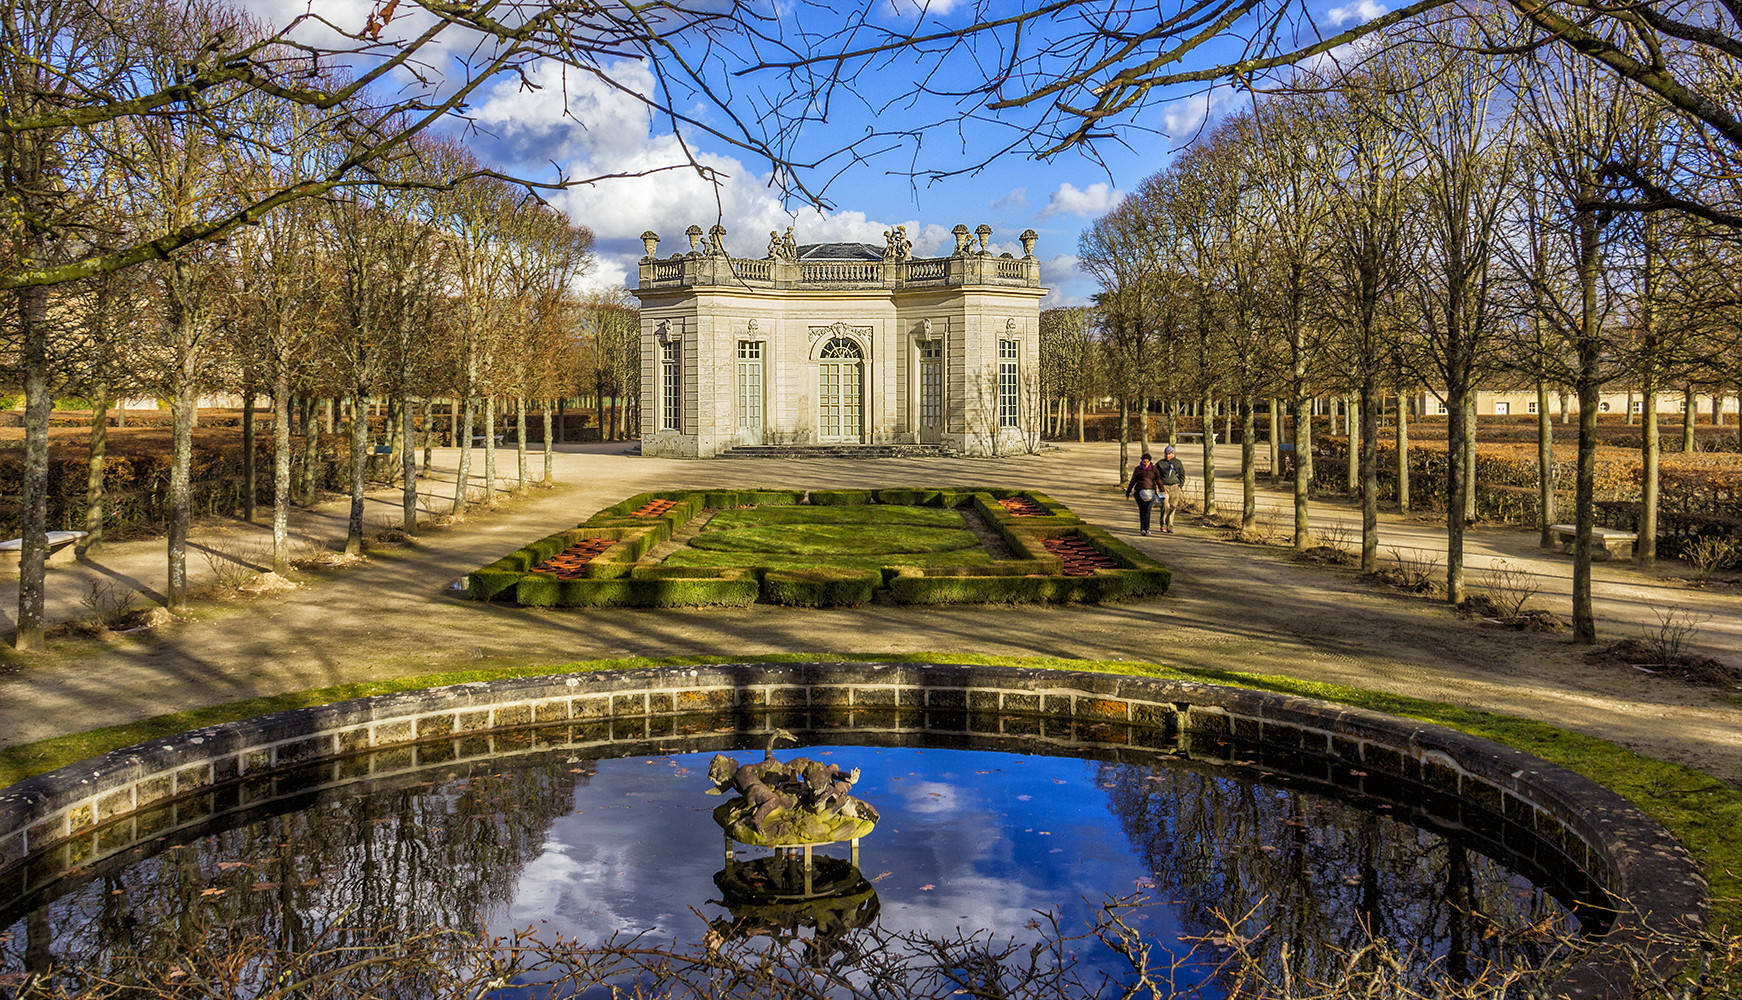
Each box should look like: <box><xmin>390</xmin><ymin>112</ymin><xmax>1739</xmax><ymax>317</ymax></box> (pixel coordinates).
<box><xmin>241</xmin><ymin>0</ymin><xmax>1388</xmax><ymax>307</ymax></box>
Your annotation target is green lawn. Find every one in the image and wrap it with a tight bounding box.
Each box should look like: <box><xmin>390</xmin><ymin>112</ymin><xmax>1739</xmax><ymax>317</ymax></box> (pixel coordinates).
<box><xmin>662</xmin><ymin>549</ymin><xmax>997</xmax><ymax>569</ymax></box>
<box><xmin>687</xmin><ymin>523</ymin><xmax>982</xmax><ymax>556</ymax></box>
<box><xmin>706</xmin><ymin>505</ymin><xmax>966</xmax><ymax>529</ymax></box>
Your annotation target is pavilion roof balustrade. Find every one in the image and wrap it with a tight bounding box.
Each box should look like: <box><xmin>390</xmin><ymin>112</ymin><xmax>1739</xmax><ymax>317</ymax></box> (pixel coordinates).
<box><xmin>636</xmin><ymin>226</ymin><xmax>1043</xmax><ymax>292</ymax></box>
<box><xmin>638</xmin><ymin>253</ymin><xmax>1040</xmax><ymax>291</ymax></box>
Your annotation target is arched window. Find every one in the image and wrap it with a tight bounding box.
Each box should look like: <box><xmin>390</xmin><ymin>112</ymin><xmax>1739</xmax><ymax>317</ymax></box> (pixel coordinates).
<box><xmin>820</xmin><ymin>337</ymin><xmax>863</xmax><ymax>360</ymax></box>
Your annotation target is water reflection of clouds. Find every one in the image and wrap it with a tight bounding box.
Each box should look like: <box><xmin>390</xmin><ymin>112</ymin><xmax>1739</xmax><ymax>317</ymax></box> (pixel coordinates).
<box><xmin>9</xmin><ymin>742</ymin><xmax>1563</xmax><ymax>996</ymax></box>
<box><xmin>504</xmin><ymin>757</ymin><xmax>728</xmax><ymax>944</ymax></box>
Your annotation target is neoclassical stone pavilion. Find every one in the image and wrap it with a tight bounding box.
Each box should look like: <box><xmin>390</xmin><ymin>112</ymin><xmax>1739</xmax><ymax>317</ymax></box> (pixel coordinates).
<box><xmin>633</xmin><ymin>223</ymin><xmax>1046</xmax><ymax>458</ymax></box>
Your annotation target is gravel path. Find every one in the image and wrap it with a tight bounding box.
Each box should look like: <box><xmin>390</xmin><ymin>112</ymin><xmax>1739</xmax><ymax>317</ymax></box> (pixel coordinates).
<box><xmin>2</xmin><ymin>442</ymin><xmax>1737</xmax><ymax>788</ymax></box>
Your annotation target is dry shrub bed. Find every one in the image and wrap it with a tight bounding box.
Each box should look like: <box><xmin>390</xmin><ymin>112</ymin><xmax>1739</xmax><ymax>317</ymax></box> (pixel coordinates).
<box><xmin>0</xmin><ymin>430</ymin><xmax>377</xmax><ymax>538</ymax></box>
<box><xmin>1311</xmin><ymin>439</ymin><xmax>1742</xmax><ymax>561</ymax></box>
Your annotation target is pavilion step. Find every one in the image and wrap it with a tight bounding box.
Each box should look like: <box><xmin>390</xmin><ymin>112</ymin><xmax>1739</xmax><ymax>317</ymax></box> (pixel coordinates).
<box><xmin>717</xmin><ymin>444</ymin><xmax>955</xmax><ymax>460</ymax></box>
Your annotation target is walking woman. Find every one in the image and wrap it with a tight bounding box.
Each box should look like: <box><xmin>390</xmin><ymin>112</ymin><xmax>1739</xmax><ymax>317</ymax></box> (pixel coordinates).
<box><xmin>1125</xmin><ymin>453</ymin><xmax>1163</xmax><ymax>536</ymax></box>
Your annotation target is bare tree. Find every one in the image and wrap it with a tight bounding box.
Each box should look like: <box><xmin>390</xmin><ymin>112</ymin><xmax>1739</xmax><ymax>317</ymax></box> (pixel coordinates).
<box><xmin>1318</xmin><ymin>70</ymin><xmax>1415</xmax><ymax>573</ymax></box>
<box><xmin>1237</xmin><ymin>101</ymin><xmax>1337</xmax><ymax>550</ymax></box>
<box><xmin>1512</xmin><ymin>33</ymin><xmax>1634</xmax><ymax>641</ymax></box>
<box><xmin>1389</xmin><ymin>21</ymin><xmax>1519</xmax><ymax>605</ymax></box>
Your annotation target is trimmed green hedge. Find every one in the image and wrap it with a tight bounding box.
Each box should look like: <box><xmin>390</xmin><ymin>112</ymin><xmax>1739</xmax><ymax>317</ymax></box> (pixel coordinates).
<box><xmin>762</xmin><ymin>567</ymin><xmax>882</xmax><ymax>607</ymax></box>
<box><xmin>874</xmin><ymin>488</ymin><xmax>943</xmax><ymax>506</ymax></box>
<box><xmin>807</xmin><ymin>489</ymin><xmax>875</xmax><ymax>506</ymax></box>
<box><xmin>888</xmin><ymin>565</ymin><xmax>1171</xmax><ymax>604</ymax></box>
<box><xmin>469</xmin><ymin>487</ymin><xmax>1170</xmax><ymax>609</ymax></box>
<box><xmin>515</xmin><ymin>568</ymin><xmax>757</xmax><ymax>607</ymax></box>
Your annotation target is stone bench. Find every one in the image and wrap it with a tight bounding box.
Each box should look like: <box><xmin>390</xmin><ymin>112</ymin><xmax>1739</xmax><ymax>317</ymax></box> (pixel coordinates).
<box><xmin>1547</xmin><ymin>524</ymin><xmax>1636</xmax><ymax>561</ymax></box>
<box><xmin>0</xmin><ymin>531</ymin><xmax>89</xmax><ymax>568</ymax></box>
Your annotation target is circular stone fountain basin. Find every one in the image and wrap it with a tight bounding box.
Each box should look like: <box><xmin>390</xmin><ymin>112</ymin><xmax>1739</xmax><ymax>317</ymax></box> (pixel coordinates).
<box><xmin>0</xmin><ymin>663</ymin><xmax>1706</xmax><ymax>996</ymax></box>
<box><xmin>3</xmin><ymin>737</ymin><xmax>1588</xmax><ymax>994</ymax></box>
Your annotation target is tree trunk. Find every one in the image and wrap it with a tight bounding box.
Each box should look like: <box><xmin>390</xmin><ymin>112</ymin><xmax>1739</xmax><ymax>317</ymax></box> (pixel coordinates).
<box><xmin>14</xmin><ymin>282</ymin><xmax>51</xmax><ymax>650</ymax></box>
<box><xmin>1571</xmin><ymin>210</ymin><xmax>1602</xmax><ymax>644</ymax></box>
<box><xmin>1396</xmin><ymin>390</ymin><xmax>1410</xmax><ymax>513</ymax></box>
<box><xmin>402</xmin><ymin>391</ymin><xmax>417</xmax><ymax>532</ymax></box>
<box><xmin>1573</xmin><ymin>374</ymin><xmax>1599</xmax><ymax>642</ymax></box>
<box><xmin>1640</xmin><ymin>388</ymin><xmax>1659</xmax><ymax>564</ymax></box>
<box><xmin>1117</xmin><ymin>397</ymin><xmax>1130</xmax><ymax>486</ymax></box>
<box><xmin>1075</xmin><ymin>398</ymin><xmax>1084</xmax><ymax>442</ymax></box>
<box><xmin>1445</xmin><ymin>387</ymin><xmax>1468</xmax><ymax>605</ymax></box>
<box><xmin>421</xmin><ymin>398</ymin><xmax>434</xmax><ymax>475</ymax></box>
<box><xmin>1637</xmin><ymin>216</ymin><xmax>1662</xmax><ymax>565</ymax></box>
<box><xmin>1625</xmin><ymin>390</ymin><xmax>1635</xmax><ymax>425</ymax></box>
<box><xmin>454</xmin><ymin>397</ymin><xmax>475</xmax><ymax>514</ymax></box>
<box><xmin>82</xmin><ymin>383</ymin><xmax>109</xmax><ymax>557</ymax></box>
<box><xmin>1537</xmin><ymin>381</ymin><xmax>1554</xmax><ymax>547</ymax></box>
<box><xmin>1293</xmin><ymin>395</ymin><xmax>1312</xmax><ymax>550</ymax></box>
<box><xmin>1462</xmin><ymin>395</ymin><xmax>1478</xmax><ymax>525</ymax></box>
<box><xmin>1681</xmin><ymin>387</ymin><xmax>1696</xmax><ymax>452</ymax></box>
<box><xmin>346</xmin><ymin>392</ymin><xmax>367</xmax><ymax>556</ymax></box>
<box><xmin>167</xmin><ymin>381</ymin><xmax>196</xmax><ymax>609</ymax></box>
<box><xmin>1200</xmin><ymin>390</ymin><xmax>1217</xmax><ymax>517</ymax></box>
<box><xmin>273</xmin><ymin>372</ymin><xmax>292</xmax><ymax>575</ymax></box>
<box><xmin>1138</xmin><ymin>396</ymin><xmax>1150</xmax><ymax>456</ymax></box>
<box><xmin>448</xmin><ymin>399</ymin><xmax>459</xmax><ymax>446</ymax></box>
<box><xmin>543</xmin><ymin>403</ymin><xmax>555</xmax><ymax>483</ymax></box>
<box><xmin>301</xmin><ymin>398</ymin><xmax>320</xmax><ymax>503</ymax></box>
<box><xmin>483</xmin><ymin>396</ymin><xmax>497</xmax><ymax>503</ymax></box>
<box><xmin>1359</xmin><ymin>382</ymin><xmax>1379</xmax><ymax>573</ymax></box>
<box><xmin>516</xmin><ymin>395</ymin><xmax>528</xmax><ymax>491</ymax></box>
<box><xmin>1346</xmin><ymin>394</ymin><xmax>1360</xmax><ymax>493</ymax></box>
<box><xmin>1269</xmin><ymin>399</ymin><xmax>1281</xmax><ymax>481</ymax></box>
<box><xmin>1241</xmin><ymin>396</ymin><xmax>1256</xmax><ymax>529</ymax></box>
<box><xmin>382</xmin><ymin>398</ymin><xmax>400</xmax><ymax>487</ymax></box>
<box><xmin>241</xmin><ymin>390</ymin><xmax>257</xmax><ymax>522</ymax></box>
<box><xmin>595</xmin><ymin>372</ymin><xmax>608</xmax><ymax>441</ymax></box>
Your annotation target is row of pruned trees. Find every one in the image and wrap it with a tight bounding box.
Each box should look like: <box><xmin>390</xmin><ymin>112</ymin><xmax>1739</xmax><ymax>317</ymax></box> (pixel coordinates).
<box><xmin>50</xmin><ymin>132</ymin><xmax>594</xmax><ymax>595</ymax></box>
<box><xmin>0</xmin><ymin>0</ymin><xmax>768</xmax><ymax>653</ymax></box>
<box><xmin>1075</xmin><ymin>14</ymin><xmax>1742</xmax><ymax>642</ymax></box>
<box><xmin>4</xmin><ymin>32</ymin><xmax>596</xmax><ymax>647</ymax></box>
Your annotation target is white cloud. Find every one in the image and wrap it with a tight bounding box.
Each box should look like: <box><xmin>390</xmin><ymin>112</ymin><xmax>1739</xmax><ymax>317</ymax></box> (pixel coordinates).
<box><xmin>1038</xmin><ymin>182</ymin><xmax>1124</xmax><ymax>219</ymax></box>
<box><xmin>466</xmin><ymin>61</ymin><xmax>1038</xmax><ymax>294</ymax></box>
<box><xmin>882</xmin><ymin>0</ymin><xmax>967</xmax><ymax>17</ymax></box>
<box><xmin>990</xmin><ymin>188</ymin><xmax>1027</xmax><ymax>210</ymax></box>
<box><xmin>1038</xmin><ymin>254</ymin><xmax>1095</xmax><ymax>308</ymax></box>
<box><xmin>1039</xmin><ymin>253</ymin><xmax>1082</xmax><ymax>285</ymax></box>
<box><xmin>1161</xmin><ymin>87</ymin><xmax>1241</xmax><ymax>137</ymax></box>
<box><xmin>1326</xmin><ymin>0</ymin><xmax>1387</xmax><ymax>26</ymax></box>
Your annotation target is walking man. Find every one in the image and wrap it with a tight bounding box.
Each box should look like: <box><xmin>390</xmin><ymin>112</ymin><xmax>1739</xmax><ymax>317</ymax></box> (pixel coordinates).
<box><xmin>1157</xmin><ymin>444</ymin><xmax>1186</xmax><ymax>533</ymax></box>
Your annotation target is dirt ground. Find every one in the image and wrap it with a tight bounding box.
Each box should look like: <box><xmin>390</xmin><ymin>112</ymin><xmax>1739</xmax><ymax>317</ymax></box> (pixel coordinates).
<box><xmin>1</xmin><ymin>442</ymin><xmax>1738</xmax><ymax>790</ymax></box>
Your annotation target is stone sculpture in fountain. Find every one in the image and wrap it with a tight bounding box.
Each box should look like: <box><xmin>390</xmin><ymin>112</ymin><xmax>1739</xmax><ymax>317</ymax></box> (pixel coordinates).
<box><xmin>706</xmin><ymin>730</ymin><xmax>880</xmax><ymax>846</ymax></box>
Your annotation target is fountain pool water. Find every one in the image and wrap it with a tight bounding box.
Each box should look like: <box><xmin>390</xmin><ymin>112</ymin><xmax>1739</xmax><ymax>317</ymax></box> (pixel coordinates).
<box><xmin>1</xmin><ymin>732</ymin><xmax>1601</xmax><ymax>996</ymax></box>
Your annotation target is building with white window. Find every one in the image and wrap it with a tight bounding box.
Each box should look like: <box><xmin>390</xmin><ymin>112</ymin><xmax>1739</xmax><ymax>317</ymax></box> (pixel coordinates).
<box><xmin>632</xmin><ymin>223</ymin><xmax>1046</xmax><ymax>458</ymax></box>
<box><xmin>1415</xmin><ymin>389</ymin><xmax>1738</xmax><ymax>420</ymax></box>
